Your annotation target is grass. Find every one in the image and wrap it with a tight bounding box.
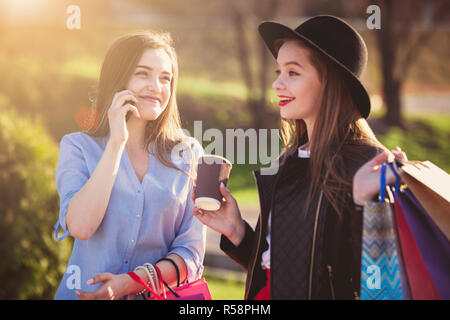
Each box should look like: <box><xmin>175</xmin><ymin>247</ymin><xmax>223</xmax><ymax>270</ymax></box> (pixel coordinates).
<box><xmin>232</xmin><ymin>187</ymin><xmax>259</xmax><ymax>207</ymax></box>
<box><xmin>204</xmin><ymin>274</ymin><xmax>245</xmax><ymax>300</ymax></box>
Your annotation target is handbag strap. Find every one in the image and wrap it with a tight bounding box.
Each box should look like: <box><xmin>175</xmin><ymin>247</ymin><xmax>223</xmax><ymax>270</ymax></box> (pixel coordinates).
<box><xmin>154</xmin><ymin>265</ymin><xmax>181</xmax><ymax>298</ymax></box>
<box><xmin>387</xmin><ymin>162</ymin><xmax>401</xmax><ymax>192</ymax></box>
<box><xmin>153</xmin><ymin>265</ymin><xmax>167</xmax><ymax>299</ymax></box>
<box><xmin>163</xmin><ymin>280</ymin><xmax>180</xmax><ymax>298</ymax></box>
<box><xmin>380</xmin><ymin>163</ymin><xmax>387</xmax><ymax>202</ymax></box>
<box><xmin>380</xmin><ymin>162</ymin><xmax>402</xmax><ymax>202</ymax></box>
<box><xmin>127</xmin><ymin>271</ymin><xmax>162</xmax><ymax>300</ymax></box>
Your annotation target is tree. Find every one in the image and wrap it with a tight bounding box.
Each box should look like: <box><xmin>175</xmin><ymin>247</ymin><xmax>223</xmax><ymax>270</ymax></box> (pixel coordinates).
<box><xmin>228</xmin><ymin>0</ymin><xmax>282</xmax><ymax>129</ymax></box>
<box><xmin>0</xmin><ymin>97</ymin><xmax>72</xmax><ymax>299</ymax></box>
<box><xmin>373</xmin><ymin>0</ymin><xmax>449</xmax><ymax>127</ymax></box>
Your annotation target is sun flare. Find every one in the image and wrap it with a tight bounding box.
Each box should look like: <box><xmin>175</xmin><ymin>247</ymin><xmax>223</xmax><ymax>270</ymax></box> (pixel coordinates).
<box><xmin>1</xmin><ymin>0</ymin><xmax>47</xmax><ymax>21</ymax></box>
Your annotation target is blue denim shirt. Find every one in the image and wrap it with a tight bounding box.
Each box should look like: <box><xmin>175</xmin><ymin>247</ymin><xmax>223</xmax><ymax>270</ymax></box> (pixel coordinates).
<box><xmin>53</xmin><ymin>132</ymin><xmax>205</xmax><ymax>300</ymax></box>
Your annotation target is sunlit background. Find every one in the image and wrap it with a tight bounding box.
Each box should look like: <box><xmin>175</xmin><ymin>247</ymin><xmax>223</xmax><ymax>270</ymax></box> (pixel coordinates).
<box><xmin>0</xmin><ymin>0</ymin><xmax>448</xmax><ymax>299</ymax></box>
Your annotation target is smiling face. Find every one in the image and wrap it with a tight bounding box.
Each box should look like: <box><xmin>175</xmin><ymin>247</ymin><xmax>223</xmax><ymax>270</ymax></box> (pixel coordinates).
<box><xmin>272</xmin><ymin>40</ymin><xmax>323</xmax><ymax>126</ymax></box>
<box><xmin>126</xmin><ymin>48</ymin><xmax>173</xmax><ymax>121</ymax></box>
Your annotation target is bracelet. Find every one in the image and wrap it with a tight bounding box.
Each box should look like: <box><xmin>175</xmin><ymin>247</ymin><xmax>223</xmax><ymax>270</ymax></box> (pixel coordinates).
<box><xmin>127</xmin><ymin>271</ymin><xmax>162</xmax><ymax>300</ymax></box>
<box><xmin>157</xmin><ymin>257</ymin><xmax>180</xmax><ymax>287</ymax></box>
<box><xmin>143</xmin><ymin>263</ymin><xmax>159</xmax><ymax>298</ymax></box>
<box><xmin>134</xmin><ymin>266</ymin><xmax>152</xmax><ymax>296</ymax></box>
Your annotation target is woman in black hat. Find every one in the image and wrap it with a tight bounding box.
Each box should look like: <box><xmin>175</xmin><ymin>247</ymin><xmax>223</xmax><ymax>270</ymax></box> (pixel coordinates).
<box><xmin>194</xmin><ymin>15</ymin><xmax>402</xmax><ymax>300</ymax></box>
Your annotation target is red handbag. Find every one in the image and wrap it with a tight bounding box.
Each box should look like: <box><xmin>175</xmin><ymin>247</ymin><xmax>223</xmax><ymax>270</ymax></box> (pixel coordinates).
<box><xmin>127</xmin><ymin>271</ymin><xmax>212</xmax><ymax>300</ymax></box>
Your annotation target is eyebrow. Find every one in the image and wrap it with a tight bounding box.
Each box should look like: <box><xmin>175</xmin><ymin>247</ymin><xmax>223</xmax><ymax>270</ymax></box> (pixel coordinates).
<box><xmin>279</xmin><ymin>61</ymin><xmax>305</xmax><ymax>69</ymax></box>
<box><xmin>136</xmin><ymin>65</ymin><xmax>172</xmax><ymax>75</ymax></box>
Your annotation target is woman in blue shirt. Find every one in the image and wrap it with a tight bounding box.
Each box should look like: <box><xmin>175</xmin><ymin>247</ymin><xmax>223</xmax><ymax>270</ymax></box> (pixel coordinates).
<box><xmin>53</xmin><ymin>31</ymin><xmax>205</xmax><ymax>300</ymax></box>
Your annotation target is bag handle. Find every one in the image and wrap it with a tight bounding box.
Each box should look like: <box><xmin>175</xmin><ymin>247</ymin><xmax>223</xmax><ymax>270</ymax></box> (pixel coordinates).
<box><xmin>379</xmin><ymin>163</ymin><xmax>387</xmax><ymax>202</ymax></box>
<box><xmin>387</xmin><ymin>162</ymin><xmax>401</xmax><ymax>192</ymax></box>
<box><xmin>154</xmin><ymin>265</ymin><xmax>167</xmax><ymax>299</ymax></box>
<box><xmin>380</xmin><ymin>162</ymin><xmax>402</xmax><ymax>202</ymax></box>
<box><xmin>154</xmin><ymin>265</ymin><xmax>181</xmax><ymax>298</ymax></box>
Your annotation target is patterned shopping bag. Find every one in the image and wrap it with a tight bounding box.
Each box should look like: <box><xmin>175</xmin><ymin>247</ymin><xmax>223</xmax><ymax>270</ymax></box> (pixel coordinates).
<box><xmin>361</xmin><ymin>201</ymin><xmax>409</xmax><ymax>300</ymax></box>
<box><xmin>360</xmin><ymin>164</ymin><xmax>410</xmax><ymax>300</ymax></box>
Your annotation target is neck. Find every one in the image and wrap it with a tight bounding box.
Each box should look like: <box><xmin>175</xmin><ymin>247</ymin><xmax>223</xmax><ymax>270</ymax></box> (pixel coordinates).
<box><xmin>125</xmin><ymin>117</ymin><xmax>148</xmax><ymax>152</ymax></box>
<box><xmin>303</xmin><ymin>118</ymin><xmax>315</xmax><ymax>151</ymax></box>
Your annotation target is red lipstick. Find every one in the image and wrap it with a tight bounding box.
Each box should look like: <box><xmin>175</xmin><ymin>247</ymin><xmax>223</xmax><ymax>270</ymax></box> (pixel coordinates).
<box><xmin>278</xmin><ymin>95</ymin><xmax>296</xmax><ymax>107</ymax></box>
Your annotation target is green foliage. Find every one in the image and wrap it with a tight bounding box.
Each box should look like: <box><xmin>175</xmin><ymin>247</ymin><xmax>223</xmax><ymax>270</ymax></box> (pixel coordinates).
<box><xmin>377</xmin><ymin>114</ymin><xmax>450</xmax><ymax>173</ymax></box>
<box><xmin>204</xmin><ymin>275</ymin><xmax>245</xmax><ymax>300</ymax></box>
<box><xmin>0</xmin><ymin>96</ymin><xmax>72</xmax><ymax>299</ymax></box>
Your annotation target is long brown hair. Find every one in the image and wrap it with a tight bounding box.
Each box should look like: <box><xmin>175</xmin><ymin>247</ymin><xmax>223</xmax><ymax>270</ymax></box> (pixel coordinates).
<box><xmin>276</xmin><ymin>38</ymin><xmax>386</xmax><ymax>217</ymax></box>
<box><xmin>85</xmin><ymin>31</ymin><xmax>195</xmax><ymax>178</ymax></box>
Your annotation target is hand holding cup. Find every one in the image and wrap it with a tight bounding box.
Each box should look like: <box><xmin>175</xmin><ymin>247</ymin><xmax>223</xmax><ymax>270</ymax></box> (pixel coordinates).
<box><xmin>192</xmin><ymin>155</ymin><xmax>245</xmax><ymax>246</ymax></box>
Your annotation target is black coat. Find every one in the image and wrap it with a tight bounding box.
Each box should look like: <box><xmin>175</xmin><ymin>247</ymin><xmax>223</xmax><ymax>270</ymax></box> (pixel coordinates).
<box><xmin>220</xmin><ymin>145</ymin><xmax>380</xmax><ymax>300</ymax></box>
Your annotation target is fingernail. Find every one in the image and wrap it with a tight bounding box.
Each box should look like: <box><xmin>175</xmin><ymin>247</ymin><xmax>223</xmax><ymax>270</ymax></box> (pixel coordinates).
<box><xmin>75</xmin><ymin>291</ymin><xmax>80</xmax><ymax>296</ymax></box>
<box><xmin>86</xmin><ymin>278</ymin><xmax>94</xmax><ymax>285</ymax></box>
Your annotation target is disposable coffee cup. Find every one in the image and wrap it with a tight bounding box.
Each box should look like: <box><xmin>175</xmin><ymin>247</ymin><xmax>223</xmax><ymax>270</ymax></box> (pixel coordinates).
<box><xmin>195</xmin><ymin>155</ymin><xmax>232</xmax><ymax>211</ymax></box>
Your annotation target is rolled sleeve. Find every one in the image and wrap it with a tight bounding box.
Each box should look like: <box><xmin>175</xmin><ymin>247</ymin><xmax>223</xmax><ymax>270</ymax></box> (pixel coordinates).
<box><xmin>169</xmin><ymin>185</ymin><xmax>206</xmax><ymax>282</ymax></box>
<box><xmin>168</xmin><ymin>138</ymin><xmax>206</xmax><ymax>282</ymax></box>
<box><xmin>54</xmin><ymin>134</ymin><xmax>90</xmax><ymax>241</ymax></box>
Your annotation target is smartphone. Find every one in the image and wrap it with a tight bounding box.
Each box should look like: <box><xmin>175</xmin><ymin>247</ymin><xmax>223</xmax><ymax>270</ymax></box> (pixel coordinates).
<box><xmin>124</xmin><ymin>100</ymin><xmax>136</xmax><ymax>122</ymax></box>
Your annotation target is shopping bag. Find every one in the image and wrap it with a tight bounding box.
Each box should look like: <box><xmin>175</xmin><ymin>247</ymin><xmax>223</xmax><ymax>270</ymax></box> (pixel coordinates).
<box><xmin>395</xmin><ymin>188</ymin><xmax>450</xmax><ymax>299</ymax></box>
<box><xmin>389</xmin><ymin>163</ymin><xmax>450</xmax><ymax>299</ymax></box>
<box><xmin>127</xmin><ymin>271</ymin><xmax>212</xmax><ymax>300</ymax></box>
<box><xmin>399</xmin><ymin>161</ymin><xmax>450</xmax><ymax>241</ymax></box>
<box><xmin>164</xmin><ymin>278</ymin><xmax>212</xmax><ymax>300</ymax></box>
<box><xmin>360</xmin><ymin>164</ymin><xmax>410</xmax><ymax>300</ymax></box>
<box><xmin>393</xmin><ymin>198</ymin><xmax>441</xmax><ymax>300</ymax></box>
<box><xmin>360</xmin><ymin>201</ymin><xmax>409</xmax><ymax>300</ymax></box>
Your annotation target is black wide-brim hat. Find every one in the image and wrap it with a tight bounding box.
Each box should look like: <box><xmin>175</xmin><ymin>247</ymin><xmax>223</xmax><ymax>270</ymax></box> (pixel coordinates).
<box><xmin>259</xmin><ymin>15</ymin><xmax>371</xmax><ymax>118</ymax></box>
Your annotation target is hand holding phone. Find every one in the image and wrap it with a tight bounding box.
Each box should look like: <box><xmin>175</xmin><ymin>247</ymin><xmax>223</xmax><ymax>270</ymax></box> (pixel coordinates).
<box><xmin>107</xmin><ymin>90</ymin><xmax>140</xmax><ymax>146</ymax></box>
<box><xmin>125</xmin><ymin>100</ymin><xmax>136</xmax><ymax>122</ymax></box>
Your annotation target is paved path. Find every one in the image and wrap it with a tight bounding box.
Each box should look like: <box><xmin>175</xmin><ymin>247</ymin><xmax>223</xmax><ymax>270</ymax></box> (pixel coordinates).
<box><xmin>204</xmin><ymin>205</ymin><xmax>259</xmax><ymax>273</ymax></box>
